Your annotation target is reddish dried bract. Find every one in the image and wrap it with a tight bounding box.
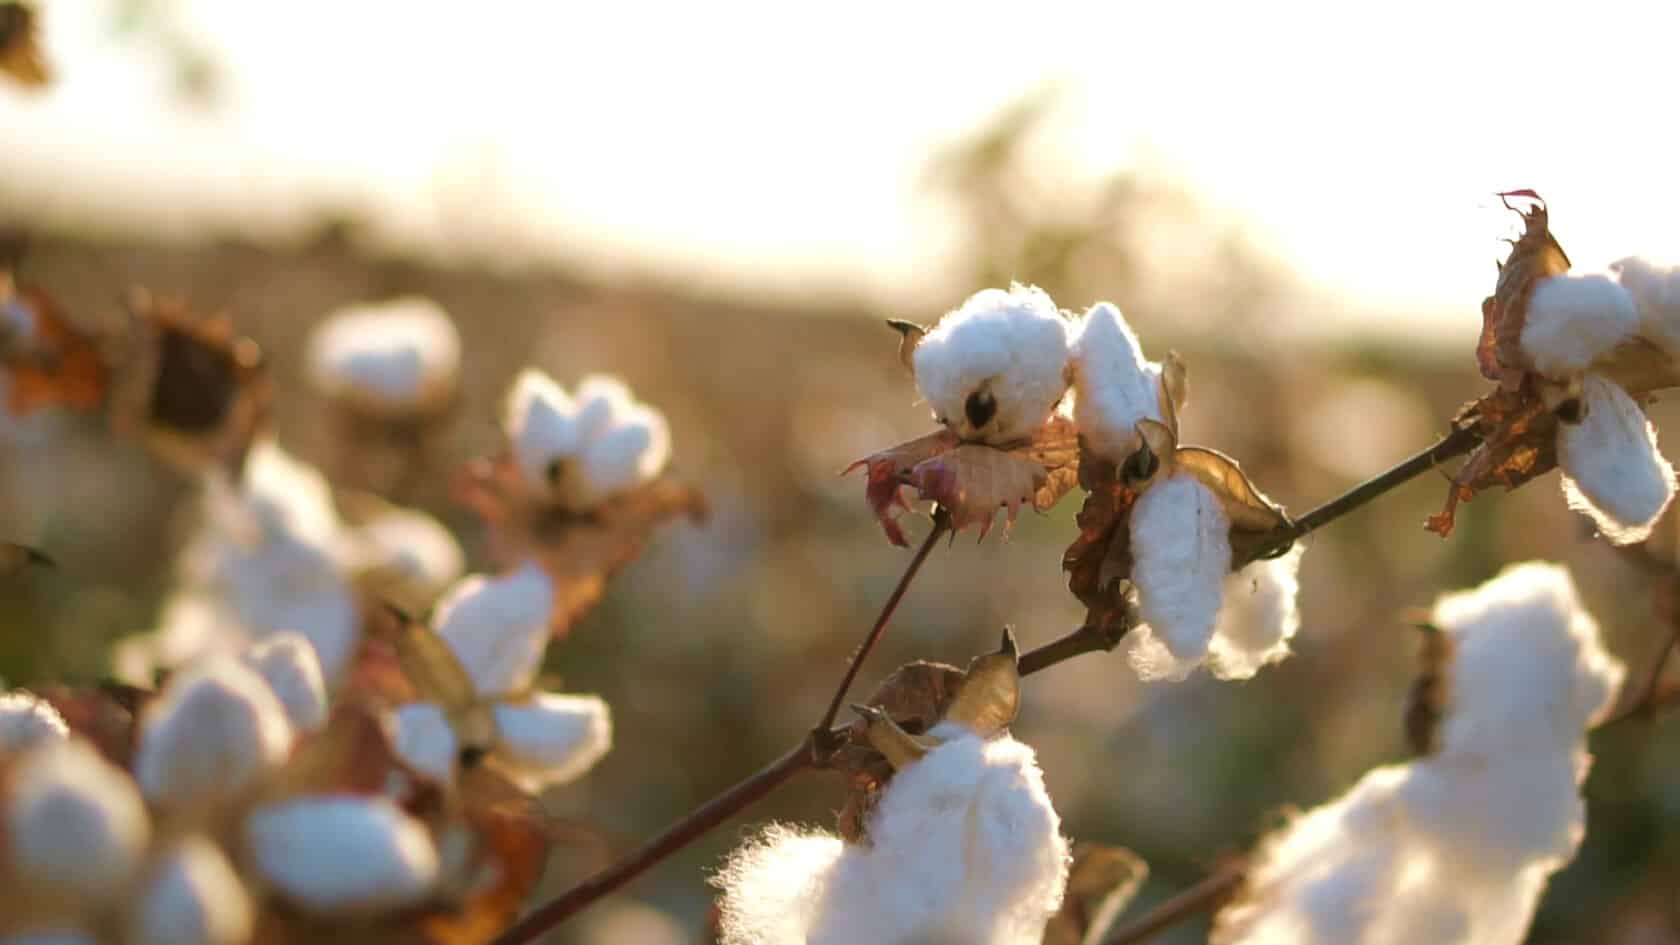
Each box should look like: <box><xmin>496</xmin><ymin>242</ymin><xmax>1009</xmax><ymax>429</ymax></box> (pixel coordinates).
<box><xmin>847</xmin><ymin>417</ymin><xmax>1079</xmax><ymax>545</ymax></box>
<box><xmin>1</xmin><ymin>282</ymin><xmax>108</xmax><ymax>417</ymax></box>
<box><xmin>1426</xmin><ymin>389</ymin><xmax>1558</xmax><ymax>538</ymax></box>
<box><xmin>33</xmin><ymin>682</ymin><xmax>144</xmax><ymax>767</ymax></box>
<box><xmin>1475</xmin><ymin>190</ymin><xmax>1571</xmax><ymax>387</ymax></box>
<box><xmin>831</xmin><ymin>660</ymin><xmax>966</xmax><ymax>844</ymax></box>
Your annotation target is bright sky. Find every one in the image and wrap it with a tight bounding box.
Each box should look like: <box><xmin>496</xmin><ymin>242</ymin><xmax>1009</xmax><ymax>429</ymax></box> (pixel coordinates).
<box><xmin>2</xmin><ymin>0</ymin><xmax>1677</xmax><ymax>327</ymax></box>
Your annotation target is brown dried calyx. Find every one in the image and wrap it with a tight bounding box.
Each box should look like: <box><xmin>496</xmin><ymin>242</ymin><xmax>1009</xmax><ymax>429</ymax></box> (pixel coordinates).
<box><xmin>833</xmin><ymin>629</ymin><xmax>1023</xmax><ymax>843</ymax></box>
<box><xmin>1403</xmin><ymin>620</ymin><xmax>1455</xmax><ymax>757</ymax></box>
<box><xmin>0</xmin><ymin>2</ymin><xmax>48</xmax><ymax>88</ymax></box>
<box><xmin>1042</xmin><ymin>843</ymin><xmax>1150</xmax><ymax>945</ymax></box>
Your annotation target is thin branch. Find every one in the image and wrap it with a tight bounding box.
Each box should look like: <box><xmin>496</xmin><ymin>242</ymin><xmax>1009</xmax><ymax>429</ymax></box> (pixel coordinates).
<box><xmin>813</xmin><ymin>507</ymin><xmax>950</xmax><ymax>741</ymax></box>
<box><xmin>487</xmin><ymin>740</ymin><xmax>814</xmax><ymax>945</ymax></box>
<box><xmin>1101</xmin><ymin>858</ymin><xmax>1246</xmax><ymax>945</ymax></box>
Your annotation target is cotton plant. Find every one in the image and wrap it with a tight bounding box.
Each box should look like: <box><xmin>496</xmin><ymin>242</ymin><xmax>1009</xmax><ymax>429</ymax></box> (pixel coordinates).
<box><xmin>503</xmin><ymin>368</ymin><xmax>672</xmax><ymax>512</ymax></box>
<box><xmin>306</xmin><ymin>297</ymin><xmax>461</xmax><ymax>419</ymax></box>
<box><xmin>714</xmin><ymin>633</ymin><xmax>1071</xmax><ymax>945</ymax></box>
<box><xmin>852</xmin><ymin>284</ymin><xmax>1083</xmax><ymax>543</ymax></box>
<box><xmin>1435</xmin><ymin>192</ymin><xmax>1680</xmax><ymax>542</ymax></box>
<box><xmin>388</xmin><ymin>561</ymin><xmax>613</xmax><ymax>793</ymax></box>
<box><xmin>1063</xmin><ymin>302</ymin><xmax>1302</xmax><ymax>681</ymax></box>
<box><xmin>1213</xmin><ymin>562</ymin><xmax>1625</xmax><ymax>945</ymax></box>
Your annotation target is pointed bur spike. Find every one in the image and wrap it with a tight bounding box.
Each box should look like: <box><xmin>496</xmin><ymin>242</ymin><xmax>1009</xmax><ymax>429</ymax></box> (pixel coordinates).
<box><xmin>851</xmin><ymin>703</ymin><xmax>933</xmax><ymax>769</ymax></box>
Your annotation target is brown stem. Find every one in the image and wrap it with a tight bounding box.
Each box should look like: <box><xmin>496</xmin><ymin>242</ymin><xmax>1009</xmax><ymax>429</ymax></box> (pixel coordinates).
<box><xmin>812</xmin><ymin>507</ymin><xmax>950</xmax><ymax>744</ymax></box>
<box><xmin>487</xmin><ymin>740</ymin><xmax>814</xmax><ymax>945</ymax></box>
<box><xmin>1101</xmin><ymin>858</ymin><xmax>1247</xmax><ymax>945</ymax></box>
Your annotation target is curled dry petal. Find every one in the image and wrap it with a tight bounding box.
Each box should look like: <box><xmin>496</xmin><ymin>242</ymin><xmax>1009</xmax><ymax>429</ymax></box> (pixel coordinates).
<box><xmin>843</xmin><ymin>429</ymin><xmax>958</xmax><ymax>546</ymax></box>
<box><xmin>1476</xmin><ymin>191</ymin><xmax>1572</xmax><ymax>386</ymax></box>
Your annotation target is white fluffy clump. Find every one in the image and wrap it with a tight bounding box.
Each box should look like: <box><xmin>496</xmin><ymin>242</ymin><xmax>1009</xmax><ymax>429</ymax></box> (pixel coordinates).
<box><xmin>128</xmin><ymin>836</ymin><xmax>253</xmax><ymax>945</ymax></box>
<box><xmin>240</xmin><ymin>632</ymin><xmax>328</xmax><ymax>733</ymax></box>
<box><xmin>1207</xmin><ymin>544</ymin><xmax>1307</xmax><ymax>680</ymax></box>
<box><xmin>503</xmin><ymin>368</ymin><xmax>671</xmax><ymax>509</ymax></box>
<box><xmin>912</xmin><ymin>285</ymin><xmax>1072</xmax><ymax>445</ymax></box>
<box><xmin>1215</xmin><ymin>562</ymin><xmax>1624</xmax><ymax>945</ymax></box>
<box><xmin>307</xmin><ymin>296</ymin><xmax>460</xmax><ymax>412</ymax></box>
<box><xmin>1128</xmin><ymin>475</ymin><xmax>1231</xmax><ymax>681</ymax></box>
<box><xmin>0</xmin><ymin>690</ymin><xmax>69</xmax><ymax>754</ymax></box>
<box><xmin>5</xmin><ymin>739</ymin><xmax>150</xmax><ymax>907</ymax></box>
<box><xmin>1520</xmin><ymin>272</ymin><xmax>1638</xmax><ymax>376</ymax></box>
<box><xmin>431</xmin><ymin>561</ymin><xmax>556</xmax><ymax>697</ymax></box>
<box><xmin>1069</xmin><ymin>302</ymin><xmax>1168</xmax><ymax>463</ymax></box>
<box><xmin>344</xmin><ymin>504</ymin><xmax>465</xmax><ymax>614</ymax></box>
<box><xmin>133</xmin><ymin>657</ymin><xmax>295</xmax><ymax>809</ymax></box>
<box><xmin>1610</xmin><ymin>256</ymin><xmax>1680</xmax><ymax>352</ymax></box>
<box><xmin>116</xmin><ymin>440</ymin><xmax>361</xmax><ymax>684</ymax></box>
<box><xmin>1556</xmin><ymin>373</ymin><xmax>1675</xmax><ymax>544</ymax></box>
<box><xmin>244</xmin><ymin>796</ymin><xmax>439</xmax><ymax>914</ymax></box>
<box><xmin>715</xmin><ymin>723</ymin><xmax>1069</xmax><ymax>945</ymax></box>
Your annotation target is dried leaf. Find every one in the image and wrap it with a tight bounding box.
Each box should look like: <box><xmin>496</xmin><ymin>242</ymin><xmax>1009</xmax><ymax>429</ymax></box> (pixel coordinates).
<box><xmin>942</xmin><ymin>628</ymin><xmax>1020</xmax><ymax>738</ymax></box>
<box><xmin>832</xmin><ymin>661</ymin><xmax>965</xmax><ymax>843</ymax></box>
<box><xmin>1477</xmin><ymin>190</ymin><xmax>1571</xmax><ymax>385</ymax></box>
<box><xmin>0</xmin><ymin>3</ymin><xmax>47</xmax><ymax>88</ymax></box>
<box><xmin>1427</xmin><ymin>391</ymin><xmax>1556</xmax><ymax>537</ymax></box>
<box><xmin>1042</xmin><ymin>843</ymin><xmax>1150</xmax><ymax>945</ymax></box>
<box><xmin>1174</xmin><ymin>447</ymin><xmax>1290</xmax><ymax>535</ymax></box>
<box><xmin>844</xmin><ymin>428</ymin><xmax>959</xmax><ymax>546</ymax></box>
<box><xmin>0</xmin><ymin>282</ymin><xmax>108</xmax><ymax>417</ymax></box>
<box><xmin>907</xmin><ymin>416</ymin><xmax>1081</xmax><ymax>541</ymax></box>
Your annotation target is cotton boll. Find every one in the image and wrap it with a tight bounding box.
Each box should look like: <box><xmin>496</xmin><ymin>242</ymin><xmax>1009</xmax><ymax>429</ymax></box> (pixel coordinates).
<box><xmin>238</xmin><ymin>439</ymin><xmax>342</xmax><ymax>550</ymax></box>
<box><xmin>1396</xmin><ymin>750</ymin><xmax>1586</xmax><ymax>874</ymax></box>
<box><xmin>1069</xmin><ymin>301</ymin><xmax>1166</xmax><ymax>463</ymax></box>
<box><xmin>1427</xmin><ymin>561</ymin><xmax>1625</xmax><ymax>757</ymax></box>
<box><xmin>1127</xmin><ymin>474</ymin><xmax>1232</xmax><ymax>680</ymax></box>
<box><xmin>392</xmin><ymin>702</ymin><xmax>458</xmax><ymax>784</ymax></box>
<box><xmin>1520</xmin><ymin>272</ymin><xmax>1638</xmax><ymax>376</ymax></box>
<box><xmin>246</xmin><ymin>796</ymin><xmax>438</xmax><ymax>913</ymax></box>
<box><xmin>432</xmin><ymin>561</ymin><xmax>556</xmax><ymax>697</ymax></box>
<box><xmin>134</xmin><ymin>658</ymin><xmax>294</xmax><ymax>809</ymax></box>
<box><xmin>1207</xmin><ymin>544</ymin><xmax>1305</xmax><ymax>681</ymax></box>
<box><xmin>566</xmin><ymin>405</ymin><xmax>672</xmax><ymax>506</ymax></box>
<box><xmin>129</xmin><ymin>836</ymin><xmax>253</xmax><ymax>945</ymax></box>
<box><xmin>912</xmin><ymin>285</ymin><xmax>1072</xmax><ymax>445</ymax></box>
<box><xmin>0</xmin><ymin>690</ymin><xmax>68</xmax><ymax>754</ymax></box>
<box><xmin>240</xmin><ymin>633</ymin><xmax>328</xmax><ymax>733</ymax></box>
<box><xmin>6</xmin><ymin>739</ymin><xmax>150</xmax><ymax>906</ymax></box>
<box><xmin>714</xmin><ymin>825</ymin><xmax>844</xmax><ymax>945</ymax></box>
<box><xmin>307</xmin><ymin>297</ymin><xmax>460</xmax><ymax>413</ymax></box>
<box><xmin>347</xmin><ymin>506</ymin><xmax>465</xmax><ymax>613</ymax></box>
<box><xmin>504</xmin><ymin>368</ymin><xmax>579</xmax><ymax>494</ymax></box>
<box><xmin>1610</xmin><ymin>256</ymin><xmax>1680</xmax><ymax>352</ymax></box>
<box><xmin>572</xmin><ymin>374</ymin><xmax>637</xmax><ymax>441</ymax></box>
<box><xmin>492</xmin><ymin>693</ymin><xmax>612</xmax><ymax>791</ymax></box>
<box><xmin>1557</xmin><ymin>373</ymin><xmax>1675</xmax><ymax>544</ymax></box>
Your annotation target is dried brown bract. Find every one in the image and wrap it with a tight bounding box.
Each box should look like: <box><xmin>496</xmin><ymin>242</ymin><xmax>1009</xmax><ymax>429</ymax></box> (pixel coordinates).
<box><xmin>1042</xmin><ymin>843</ymin><xmax>1149</xmax><ymax>945</ymax></box>
<box><xmin>0</xmin><ymin>2</ymin><xmax>48</xmax><ymax>88</ymax></box>
<box><xmin>0</xmin><ymin>276</ymin><xmax>108</xmax><ymax>418</ymax></box>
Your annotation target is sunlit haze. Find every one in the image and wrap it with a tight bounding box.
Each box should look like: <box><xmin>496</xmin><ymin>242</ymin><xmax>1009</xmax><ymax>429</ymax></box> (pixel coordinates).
<box><xmin>3</xmin><ymin>0</ymin><xmax>1677</xmax><ymax>328</ymax></box>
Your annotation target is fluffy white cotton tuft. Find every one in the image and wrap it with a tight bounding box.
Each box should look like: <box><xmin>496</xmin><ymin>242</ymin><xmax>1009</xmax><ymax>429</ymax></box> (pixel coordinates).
<box><xmin>346</xmin><ymin>505</ymin><xmax>465</xmax><ymax>613</ymax></box>
<box><xmin>715</xmin><ymin>726</ymin><xmax>1067</xmax><ymax>945</ymax></box>
<box><xmin>134</xmin><ymin>658</ymin><xmax>294</xmax><ymax>809</ymax></box>
<box><xmin>912</xmin><ymin>285</ymin><xmax>1072</xmax><ymax>446</ymax></box>
<box><xmin>1610</xmin><ymin>256</ymin><xmax>1680</xmax><ymax>352</ymax></box>
<box><xmin>1520</xmin><ymin>272</ymin><xmax>1638</xmax><ymax>376</ymax></box>
<box><xmin>240</xmin><ymin>632</ymin><xmax>328</xmax><ymax>733</ymax></box>
<box><xmin>1069</xmin><ymin>301</ymin><xmax>1167</xmax><ymax>463</ymax></box>
<box><xmin>492</xmin><ymin>693</ymin><xmax>613</xmax><ymax>791</ymax></box>
<box><xmin>1207</xmin><ymin>544</ymin><xmax>1305</xmax><ymax>680</ymax></box>
<box><xmin>245</xmin><ymin>796</ymin><xmax>439</xmax><ymax>913</ymax></box>
<box><xmin>307</xmin><ymin>297</ymin><xmax>460</xmax><ymax>412</ymax></box>
<box><xmin>502</xmin><ymin>368</ymin><xmax>672</xmax><ymax>508</ymax></box>
<box><xmin>129</xmin><ymin>836</ymin><xmax>253</xmax><ymax>945</ymax></box>
<box><xmin>1557</xmin><ymin>373</ymin><xmax>1675</xmax><ymax>544</ymax></box>
<box><xmin>432</xmin><ymin>561</ymin><xmax>556</xmax><ymax>697</ymax></box>
<box><xmin>0</xmin><ymin>690</ymin><xmax>69</xmax><ymax>754</ymax></box>
<box><xmin>1128</xmin><ymin>474</ymin><xmax>1232</xmax><ymax>681</ymax></box>
<box><xmin>1215</xmin><ymin>562</ymin><xmax>1626</xmax><ymax>945</ymax></box>
<box><xmin>6</xmin><ymin>739</ymin><xmax>150</xmax><ymax>906</ymax></box>
<box><xmin>392</xmin><ymin>702</ymin><xmax>459</xmax><ymax>784</ymax></box>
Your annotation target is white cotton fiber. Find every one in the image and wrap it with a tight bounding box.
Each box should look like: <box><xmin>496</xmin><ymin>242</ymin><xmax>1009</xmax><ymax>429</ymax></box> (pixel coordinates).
<box><xmin>240</xmin><ymin>632</ymin><xmax>328</xmax><ymax>734</ymax></box>
<box><xmin>491</xmin><ymin>693</ymin><xmax>613</xmax><ymax>791</ymax></box>
<box><xmin>347</xmin><ymin>505</ymin><xmax>466</xmax><ymax>612</ymax></box>
<box><xmin>0</xmin><ymin>690</ymin><xmax>68</xmax><ymax>755</ymax></box>
<box><xmin>505</xmin><ymin>368</ymin><xmax>580</xmax><ymax>491</ymax></box>
<box><xmin>1069</xmin><ymin>301</ymin><xmax>1167</xmax><ymax>464</ymax></box>
<box><xmin>392</xmin><ymin>702</ymin><xmax>459</xmax><ymax>784</ymax></box>
<box><xmin>6</xmin><ymin>739</ymin><xmax>150</xmax><ymax>906</ymax></box>
<box><xmin>715</xmin><ymin>726</ymin><xmax>1067</xmax><ymax>945</ymax></box>
<box><xmin>1214</xmin><ymin>562</ymin><xmax>1627</xmax><ymax>945</ymax></box>
<box><xmin>1557</xmin><ymin>373</ymin><xmax>1675</xmax><ymax>544</ymax></box>
<box><xmin>134</xmin><ymin>657</ymin><xmax>294</xmax><ymax>809</ymax></box>
<box><xmin>245</xmin><ymin>796</ymin><xmax>439</xmax><ymax>913</ymax></box>
<box><xmin>1610</xmin><ymin>256</ymin><xmax>1680</xmax><ymax>353</ymax></box>
<box><xmin>1207</xmin><ymin>544</ymin><xmax>1305</xmax><ymax>681</ymax></box>
<box><xmin>912</xmin><ymin>285</ymin><xmax>1072</xmax><ymax>446</ymax></box>
<box><xmin>502</xmin><ymin>368</ymin><xmax>672</xmax><ymax>508</ymax></box>
<box><xmin>1520</xmin><ymin>273</ymin><xmax>1638</xmax><ymax>376</ymax></box>
<box><xmin>431</xmin><ymin>561</ymin><xmax>556</xmax><ymax>697</ymax></box>
<box><xmin>1128</xmin><ymin>475</ymin><xmax>1232</xmax><ymax>681</ymax></box>
<box><xmin>307</xmin><ymin>297</ymin><xmax>460</xmax><ymax>412</ymax></box>
<box><xmin>129</xmin><ymin>836</ymin><xmax>253</xmax><ymax>945</ymax></box>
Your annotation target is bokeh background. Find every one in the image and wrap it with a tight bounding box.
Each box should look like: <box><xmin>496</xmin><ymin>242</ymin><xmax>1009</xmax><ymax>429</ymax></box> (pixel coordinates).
<box><xmin>3</xmin><ymin>2</ymin><xmax>1680</xmax><ymax>942</ymax></box>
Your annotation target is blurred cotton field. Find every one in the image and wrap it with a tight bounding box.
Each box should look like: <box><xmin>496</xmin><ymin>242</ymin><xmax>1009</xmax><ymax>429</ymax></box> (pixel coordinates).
<box><xmin>3</xmin><ymin>4</ymin><xmax>1680</xmax><ymax>945</ymax></box>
